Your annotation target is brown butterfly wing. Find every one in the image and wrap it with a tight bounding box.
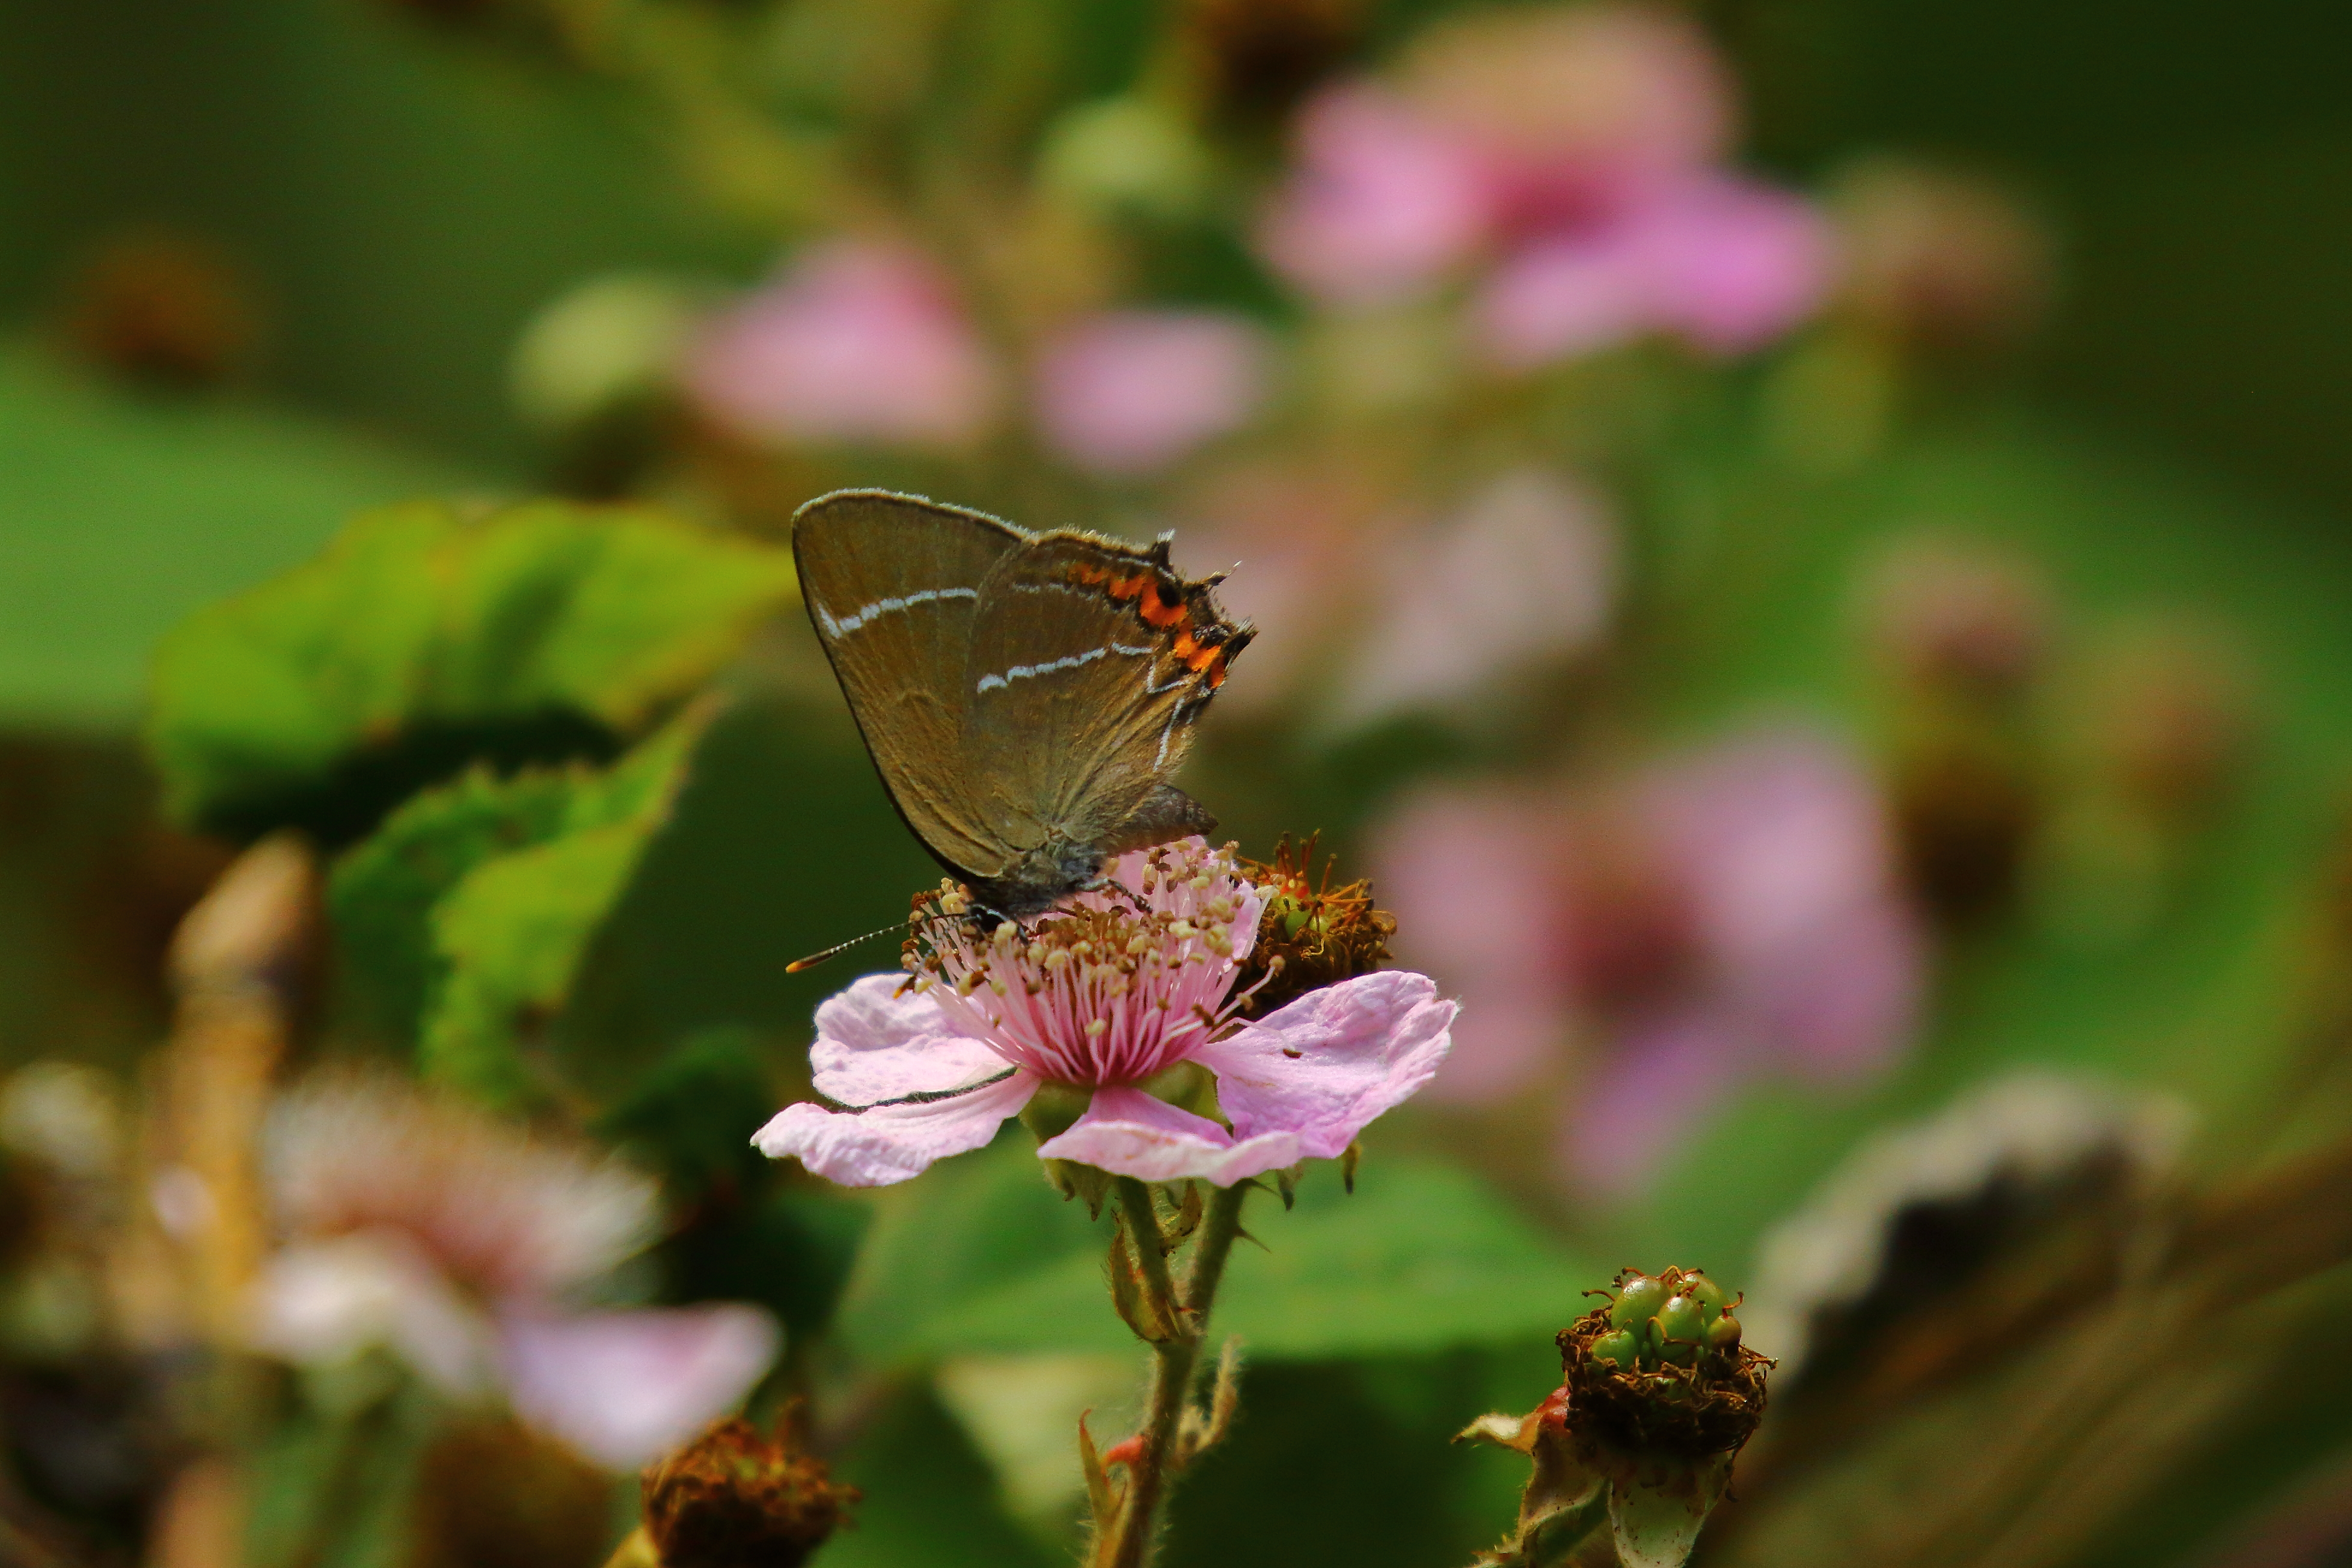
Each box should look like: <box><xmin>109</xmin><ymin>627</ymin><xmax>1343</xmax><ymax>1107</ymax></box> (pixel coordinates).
<box><xmin>960</xmin><ymin>532</ymin><xmax>1248</xmax><ymax>868</ymax></box>
<box><xmin>791</xmin><ymin>491</ymin><xmax>1029</xmax><ymax>883</ymax></box>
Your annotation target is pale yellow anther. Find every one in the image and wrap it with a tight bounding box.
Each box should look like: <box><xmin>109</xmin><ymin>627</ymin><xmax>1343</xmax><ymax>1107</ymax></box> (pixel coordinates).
<box><xmin>1085</xmin><ymin>1018</ymin><xmax>1109</xmax><ymax>1037</ymax></box>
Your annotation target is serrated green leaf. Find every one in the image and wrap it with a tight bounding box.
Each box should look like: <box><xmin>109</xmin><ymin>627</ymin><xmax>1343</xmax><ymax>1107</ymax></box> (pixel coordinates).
<box><xmin>326</xmin><ymin>707</ymin><xmax>709</xmax><ymax>1103</ymax></box>
<box><xmin>145</xmin><ymin>496</ymin><xmax>794</xmax><ymax>843</ymax></box>
<box><xmin>838</xmin><ymin>1135</ymin><xmax>1593</xmax><ymax>1364</ymax></box>
<box><xmin>415</xmin><ymin>711</ymin><xmax>709</xmax><ymax>1104</ymax></box>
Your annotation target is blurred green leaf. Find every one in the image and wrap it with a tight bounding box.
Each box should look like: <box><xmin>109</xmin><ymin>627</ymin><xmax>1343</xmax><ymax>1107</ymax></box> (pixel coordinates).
<box><xmin>841</xmin><ymin>1136</ymin><xmax>1592</xmax><ymax>1364</ymax></box>
<box><xmin>145</xmin><ymin>495</ymin><xmax>795</xmax><ymax>843</ymax></box>
<box><xmin>593</xmin><ymin>1026</ymin><xmax>782</xmax><ymax>1204</ymax></box>
<box><xmin>0</xmin><ymin>345</ymin><xmax>461</xmax><ymax>732</ymax></box>
<box><xmin>329</xmin><ymin>706</ymin><xmax>710</xmax><ymax>1103</ymax></box>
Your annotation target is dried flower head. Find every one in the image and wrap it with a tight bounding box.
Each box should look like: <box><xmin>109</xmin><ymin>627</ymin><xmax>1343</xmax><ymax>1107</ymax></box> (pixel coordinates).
<box><xmin>61</xmin><ymin>230</ymin><xmax>258</xmax><ymax>392</ymax></box>
<box><xmin>641</xmin><ymin>1418</ymin><xmax>858</xmax><ymax>1568</ymax></box>
<box><xmin>1459</xmin><ymin>1264</ymin><xmax>1773</xmax><ymax>1568</ymax></box>
<box><xmin>1558</xmin><ymin>1266</ymin><xmax>1770</xmax><ymax>1467</ymax></box>
<box><xmin>1234</xmin><ymin>834</ymin><xmax>1396</xmax><ymax>1015</ymax></box>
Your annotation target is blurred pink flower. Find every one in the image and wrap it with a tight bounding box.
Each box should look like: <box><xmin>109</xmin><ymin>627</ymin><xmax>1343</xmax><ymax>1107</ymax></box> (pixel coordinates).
<box><xmin>248</xmin><ymin>1076</ymin><xmax>777</xmax><ymax>1471</ymax></box>
<box><xmin>1475</xmin><ymin>177</ymin><xmax>1833</xmax><ymax>364</ymax></box>
<box><xmin>1257</xmin><ymin>5</ymin><xmax>1830</xmax><ymax>361</ymax></box>
<box><xmin>1403</xmin><ymin>4</ymin><xmax>1733</xmax><ymax>191</ymax></box>
<box><xmin>1334</xmin><ymin>468</ymin><xmax>1619</xmax><ymax>725</ymax></box>
<box><xmin>684</xmin><ymin>239</ymin><xmax>999</xmax><ymax>449</ymax></box>
<box><xmin>1373</xmin><ymin>723</ymin><xmax>1923</xmax><ymax>1195</ymax></box>
<box><xmin>1256</xmin><ymin>83</ymin><xmax>1495</xmax><ymax>308</ymax></box>
<box><xmin>755</xmin><ymin>838</ymin><xmax>1453</xmax><ymax>1188</ymax></box>
<box><xmin>1035</xmin><ymin>310</ymin><xmax>1272</xmax><ymax>476</ymax></box>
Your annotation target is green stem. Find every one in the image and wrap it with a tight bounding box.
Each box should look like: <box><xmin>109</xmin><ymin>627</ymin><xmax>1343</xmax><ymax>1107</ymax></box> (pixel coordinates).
<box><xmin>1114</xmin><ymin>1178</ymin><xmax>1181</xmax><ymax>1333</ymax></box>
<box><xmin>1098</xmin><ymin>1183</ymin><xmax>1250</xmax><ymax>1568</ymax></box>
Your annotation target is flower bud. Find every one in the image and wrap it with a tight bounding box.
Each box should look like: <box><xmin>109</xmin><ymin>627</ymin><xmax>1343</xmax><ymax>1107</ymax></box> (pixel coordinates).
<box><xmin>640</xmin><ymin>1418</ymin><xmax>857</xmax><ymax>1568</ymax></box>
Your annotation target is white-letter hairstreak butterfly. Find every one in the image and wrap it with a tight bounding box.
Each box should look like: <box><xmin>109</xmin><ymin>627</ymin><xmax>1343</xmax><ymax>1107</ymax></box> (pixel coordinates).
<box><xmin>792</xmin><ymin>489</ymin><xmax>1254</xmax><ymax>923</ymax></box>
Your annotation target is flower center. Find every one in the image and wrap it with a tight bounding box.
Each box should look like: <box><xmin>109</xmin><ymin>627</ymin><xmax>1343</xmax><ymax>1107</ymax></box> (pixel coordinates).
<box><xmin>905</xmin><ymin>842</ymin><xmax>1261</xmax><ymax>1087</ymax></box>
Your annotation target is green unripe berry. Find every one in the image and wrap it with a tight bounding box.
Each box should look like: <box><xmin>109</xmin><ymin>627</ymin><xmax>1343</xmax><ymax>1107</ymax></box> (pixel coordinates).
<box><xmin>1611</xmin><ymin>1274</ymin><xmax>1668</xmax><ymax>1332</ymax></box>
<box><xmin>1652</xmin><ymin>1316</ymin><xmax>1697</xmax><ymax>1367</ymax></box>
<box><xmin>1707</xmin><ymin>1312</ymin><xmax>1743</xmax><ymax>1354</ymax></box>
<box><xmin>1656</xmin><ymin>1291</ymin><xmax>1708</xmax><ymax>1350</ymax></box>
<box><xmin>1591</xmin><ymin>1329</ymin><xmax>1640</xmax><ymax>1371</ymax></box>
<box><xmin>1683</xmin><ymin>1273</ymin><xmax>1731</xmax><ymax>1313</ymax></box>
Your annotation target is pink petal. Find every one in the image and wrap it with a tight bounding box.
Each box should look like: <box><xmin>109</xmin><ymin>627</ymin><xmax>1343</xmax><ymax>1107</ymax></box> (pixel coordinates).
<box><xmin>500</xmin><ymin>1305</ymin><xmax>779</xmax><ymax>1472</ymax></box>
<box><xmin>1641</xmin><ymin>177</ymin><xmax>1833</xmax><ymax>355</ymax></box>
<box><xmin>1034</xmin><ymin>311</ymin><xmax>1270</xmax><ymax>477</ymax></box>
<box><xmin>1192</xmin><ymin>970</ymin><xmax>1456</xmax><ymax>1157</ymax></box>
<box><xmin>1258</xmin><ymin>82</ymin><xmax>1496</xmax><ymax>307</ymax></box>
<box><xmin>1560</xmin><ymin>1010</ymin><xmax>1741</xmax><ymax>1195</ymax></box>
<box><xmin>809</xmin><ymin>973</ymin><xmax>1009</xmax><ymax>1106</ymax></box>
<box><xmin>682</xmin><ymin>239</ymin><xmax>999</xmax><ymax>450</ymax></box>
<box><xmin>752</xmin><ymin>1070</ymin><xmax>1038</xmax><ymax>1187</ymax></box>
<box><xmin>1034</xmin><ymin>1086</ymin><xmax>1300</xmax><ymax>1186</ymax></box>
<box><xmin>1474</xmin><ymin>225</ymin><xmax>1656</xmax><ymax>367</ymax></box>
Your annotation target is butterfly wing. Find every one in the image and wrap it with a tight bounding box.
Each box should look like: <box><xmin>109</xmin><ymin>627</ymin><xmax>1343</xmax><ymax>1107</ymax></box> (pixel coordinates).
<box><xmin>961</xmin><ymin>532</ymin><xmax>1249</xmax><ymax>868</ymax></box>
<box><xmin>792</xmin><ymin>491</ymin><xmax>1029</xmax><ymax>883</ymax></box>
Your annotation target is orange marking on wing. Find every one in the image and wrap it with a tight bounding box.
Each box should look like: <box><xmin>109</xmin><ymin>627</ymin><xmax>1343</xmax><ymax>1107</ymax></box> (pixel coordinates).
<box><xmin>1172</xmin><ymin>629</ymin><xmax>1199</xmax><ymax>661</ymax></box>
<box><xmin>1108</xmin><ymin>572</ymin><xmax>1147</xmax><ymax>601</ymax></box>
<box><xmin>1206</xmin><ymin>655</ymin><xmax>1228</xmax><ymax>688</ymax></box>
<box><xmin>1139</xmin><ymin>580</ymin><xmax>1187</xmax><ymax>627</ymax></box>
<box><xmin>1186</xmin><ymin>642</ymin><xmax>1220</xmax><ymax>673</ymax></box>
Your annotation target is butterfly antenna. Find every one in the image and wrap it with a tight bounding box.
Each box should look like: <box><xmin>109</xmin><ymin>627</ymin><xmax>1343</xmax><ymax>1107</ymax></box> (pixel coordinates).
<box><xmin>785</xmin><ymin>919</ymin><xmax>910</xmax><ymax>974</ymax></box>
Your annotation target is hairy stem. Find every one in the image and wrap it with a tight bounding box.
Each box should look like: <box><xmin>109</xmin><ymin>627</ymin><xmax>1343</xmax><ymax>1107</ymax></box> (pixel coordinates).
<box><xmin>1114</xmin><ymin>1178</ymin><xmax>1181</xmax><ymax>1333</ymax></box>
<box><xmin>1099</xmin><ymin>1182</ymin><xmax>1251</xmax><ymax>1568</ymax></box>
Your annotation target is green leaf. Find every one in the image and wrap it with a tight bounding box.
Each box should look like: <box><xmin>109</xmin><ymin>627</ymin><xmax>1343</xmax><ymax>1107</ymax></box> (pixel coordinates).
<box><xmin>328</xmin><ymin>706</ymin><xmax>710</xmax><ymax>1103</ymax></box>
<box><xmin>145</xmin><ymin>495</ymin><xmax>795</xmax><ymax>843</ymax></box>
<box><xmin>0</xmin><ymin>345</ymin><xmax>464</xmax><ymax>732</ymax></box>
<box><xmin>839</xmin><ymin>1136</ymin><xmax>1594</xmax><ymax>1364</ymax></box>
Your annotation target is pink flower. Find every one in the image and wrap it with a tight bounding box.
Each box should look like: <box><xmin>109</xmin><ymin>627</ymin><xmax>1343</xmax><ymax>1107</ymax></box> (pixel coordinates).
<box><xmin>1034</xmin><ymin>310</ymin><xmax>1272</xmax><ymax>476</ymax></box>
<box><xmin>1374</xmin><ymin>724</ymin><xmax>1923</xmax><ymax>1195</ymax></box>
<box><xmin>248</xmin><ymin>1076</ymin><xmax>777</xmax><ymax>1471</ymax></box>
<box><xmin>683</xmin><ymin>239</ymin><xmax>999</xmax><ymax>450</ymax></box>
<box><xmin>1474</xmin><ymin>177</ymin><xmax>1833</xmax><ymax>366</ymax></box>
<box><xmin>754</xmin><ymin>838</ymin><xmax>1454</xmax><ymax>1188</ymax></box>
<box><xmin>1256</xmin><ymin>84</ymin><xmax>1495</xmax><ymax>308</ymax></box>
<box><xmin>1401</xmin><ymin>4</ymin><xmax>1733</xmax><ymax>190</ymax></box>
<box><xmin>1257</xmin><ymin>7</ymin><xmax>1831</xmax><ymax>363</ymax></box>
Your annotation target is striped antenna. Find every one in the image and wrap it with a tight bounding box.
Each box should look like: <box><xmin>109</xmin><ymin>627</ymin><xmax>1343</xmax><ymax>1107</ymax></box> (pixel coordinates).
<box><xmin>785</xmin><ymin>919</ymin><xmax>910</xmax><ymax>973</ymax></box>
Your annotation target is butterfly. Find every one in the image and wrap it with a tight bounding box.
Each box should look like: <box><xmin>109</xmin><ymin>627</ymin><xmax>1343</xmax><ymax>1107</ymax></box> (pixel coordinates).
<box><xmin>792</xmin><ymin>489</ymin><xmax>1254</xmax><ymax>919</ymax></box>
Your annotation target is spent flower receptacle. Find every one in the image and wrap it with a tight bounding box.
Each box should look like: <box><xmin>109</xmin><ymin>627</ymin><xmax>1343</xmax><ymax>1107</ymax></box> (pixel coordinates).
<box><xmin>634</xmin><ymin>1416</ymin><xmax>859</xmax><ymax>1568</ymax></box>
<box><xmin>1460</xmin><ymin>1266</ymin><xmax>1772</xmax><ymax>1568</ymax></box>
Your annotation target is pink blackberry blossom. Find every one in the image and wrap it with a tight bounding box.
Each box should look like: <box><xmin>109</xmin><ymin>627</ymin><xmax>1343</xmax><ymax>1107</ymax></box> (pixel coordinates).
<box><xmin>753</xmin><ymin>838</ymin><xmax>1455</xmax><ymax>1188</ymax></box>
<box><xmin>248</xmin><ymin>1076</ymin><xmax>778</xmax><ymax>1471</ymax></box>
<box><xmin>1475</xmin><ymin>176</ymin><xmax>1834</xmax><ymax>367</ymax></box>
<box><xmin>1034</xmin><ymin>310</ymin><xmax>1272</xmax><ymax>477</ymax></box>
<box><xmin>1256</xmin><ymin>82</ymin><xmax>1495</xmax><ymax>308</ymax></box>
<box><xmin>1375</xmin><ymin>724</ymin><xmax>1924</xmax><ymax>1195</ymax></box>
<box><xmin>683</xmin><ymin>239</ymin><xmax>999</xmax><ymax>450</ymax></box>
<box><xmin>1401</xmin><ymin>3</ymin><xmax>1734</xmax><ymax>191</ymax></box>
